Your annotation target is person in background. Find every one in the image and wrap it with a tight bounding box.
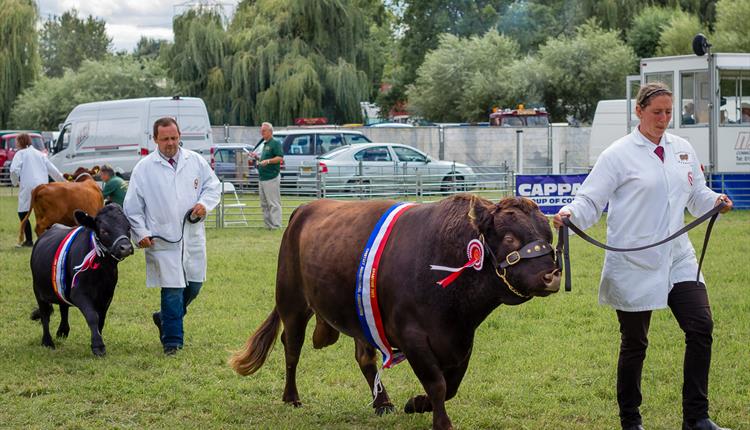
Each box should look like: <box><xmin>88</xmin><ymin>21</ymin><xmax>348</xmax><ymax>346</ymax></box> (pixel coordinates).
<box><xmin>553</xmin><ymin>82</ymin><xmax>733</xmax><ymax>430</ymax></box>
<box><xmin>123</xmin><ymin>117</ymin><xmax>221</xmax><ymax>355</ymax></box>
<box><xmin>252</xmin><ymin>122</ymin><xmax>283</xmax><ymax>229</ymax></box>
<box><xmin>100</xmin><ymin>164</ymin><xmax>128</xmax><ymax>207</ymax></box>
<box><xmin>9</xmin><ymin>133</ymin><xmax>65</xmax><ymax>247</ymax></box>
<box><xmin>740</xmin><ymin>102</ymin><xmax>750</xmax><ymax>123</ymax></box>
<box><xmin>682</xmin><ymin>102</ymin><xmax>696</xmax><ymax>125</ymax></box>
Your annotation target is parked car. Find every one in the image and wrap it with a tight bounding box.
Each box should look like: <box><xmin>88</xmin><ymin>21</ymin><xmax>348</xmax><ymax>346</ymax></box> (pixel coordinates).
<box><xmin>251</xmin><ymin>129</ymin><xmax>372</xmax><ymax>186</ymax></box>
<box><xmin>0</xmin><ymin>131</ymin><xmax>46</xmax><ymax>185</ymax></box>
<box><xmin>299</xmin><ymin>143</ymin><xmax>475</xmax><ymax>194</ymax></box>
<box><xmin>210</xmin><ymin>144</ymin><xmax>255</xmax><ymax>180</ymax></box>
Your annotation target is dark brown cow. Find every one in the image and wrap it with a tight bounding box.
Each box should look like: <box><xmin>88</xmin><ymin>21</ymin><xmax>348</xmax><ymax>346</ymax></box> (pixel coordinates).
<box><xmin>230</xmin><ymin>194</ymin><xmax>561</xmax><ymax>430</ymax></box>
<box><xmin>18</xmin><ymin>167</ymin><xmax>104</xmax><ymax>242</ymax></box>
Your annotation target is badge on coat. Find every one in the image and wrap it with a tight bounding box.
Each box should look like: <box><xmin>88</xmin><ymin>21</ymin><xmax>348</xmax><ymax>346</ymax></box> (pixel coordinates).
<box><xmin>688</xmin><ymin>171</ymin><xmax>693</xmax><ymax>186</ymax></box>
<box><xmin>676</xmin><ymin>151</ymin><xmax>691</xmax><ymax>164</ymax></box>
<box><xmin>194</xmin><ymin>178</ymin><xmax>199</xmax><ymax>189</ymax></box>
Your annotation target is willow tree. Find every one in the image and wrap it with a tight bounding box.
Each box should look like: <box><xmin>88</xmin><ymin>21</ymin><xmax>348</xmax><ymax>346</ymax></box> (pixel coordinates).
<box><xmin>0</xmin><ymin>0</ymin><xmax>40</xmax><ymax>128</ymax></box>
<box><xmin>225</xmin><ymin>0</ymin><xmax>375</xmax><ymax>125</ymax></box>
<box><xmin>163</xmin><ymin>7</ymin><xmax>229</xmax><ymax>124</ymax></box>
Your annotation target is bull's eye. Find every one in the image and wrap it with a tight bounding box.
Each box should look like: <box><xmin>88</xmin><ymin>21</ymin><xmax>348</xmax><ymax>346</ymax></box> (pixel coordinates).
<box><xmin>503</xmin><ymin>234</ymin><xmax>518</xmax><ymax>246</ymax></box>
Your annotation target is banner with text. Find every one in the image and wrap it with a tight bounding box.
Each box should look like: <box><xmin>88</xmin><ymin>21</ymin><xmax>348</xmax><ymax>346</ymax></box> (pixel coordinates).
<box><xmin>516</xmin><ymin>174</ymin><xmax>588</xmax><ymax>215</ymax></box>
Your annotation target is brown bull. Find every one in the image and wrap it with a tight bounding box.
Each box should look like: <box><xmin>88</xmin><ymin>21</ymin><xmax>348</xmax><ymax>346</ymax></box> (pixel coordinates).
<box><xmin>230</xmin><ymin>194</ymin><xmax>561</xmax><ymax>430</ymax></box>
<box><xmin>19</xmin><ymin>167</ymin><xmax>104</xmax><ymax>242</ymax></box>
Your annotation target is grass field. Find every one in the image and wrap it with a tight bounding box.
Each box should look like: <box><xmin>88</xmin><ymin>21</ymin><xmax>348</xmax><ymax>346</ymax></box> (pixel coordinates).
<box><xmin>1</xmin><ymin>188</ymin><xmax>748</xmax><ymax>429</ymax></box>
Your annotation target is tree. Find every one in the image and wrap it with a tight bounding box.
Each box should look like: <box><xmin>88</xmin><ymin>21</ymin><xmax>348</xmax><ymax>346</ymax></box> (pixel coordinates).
<box><xmin>497</xmin><ymin>0</ymin><xmax>584</xmax><ymax>53</ymax></box>
<box><xmin>0</xmin><ymin>0</ymin><xmax>40</xmax><ymax>128</ymax></box>
<box><xmin>712</xmin><ymin>0</ymin><xmax>750</xmax><ymax>52</ymax></box>
<box><xmin>9</xmin><ymin>57</ymin><xmax>171</xmax><ymax>130</ymax></box>
<box><xmin>657</xmin><ymin>9</ymin><xmax>706</xmax><ymax>55</ymax></box>
<box><xmin>627</xmin><ymin>6</ymin><xmax>675</xmax><ymax>59</ymax></box>
<box><xmin>134</xmin><ymin>37</ymin><xmax>166</xmax><ymax>61</ymax></box>
<box><xmin>40</xmin><ymin>9</ymin><xmax>111</xmax><ymax>78</ymax></box>
<box><xmin>536</xmin><ymin>21</ymin><xmax>636</xmax><ymax>122</ymax></box>
<box><xmin>407</xmin><ymin>30</ymin><xmax>525</xmax><ymax>122</ymax></box>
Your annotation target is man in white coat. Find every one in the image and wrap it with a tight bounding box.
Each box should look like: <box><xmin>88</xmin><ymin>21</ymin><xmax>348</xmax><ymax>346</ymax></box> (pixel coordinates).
<box><xmin>554</xmin><ymin>83</ymin><xmax>733</xmax><ymax>430</ymax></box>
<box><xmin>124</xmin><ymin>117</ymin><xmax>221</xmax><ymax>355</ymax></box>
<box><xmin>10</xmin><ymin>133</ymin><xmax>65</xmax><ymax>247</ymax></box>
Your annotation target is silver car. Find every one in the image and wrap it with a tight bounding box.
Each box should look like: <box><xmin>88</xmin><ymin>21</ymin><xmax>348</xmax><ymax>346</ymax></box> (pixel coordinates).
<box><xmin>299</xmin><ymin>143</ymin><xmax>475</xmax><ymax>194</ymax></box>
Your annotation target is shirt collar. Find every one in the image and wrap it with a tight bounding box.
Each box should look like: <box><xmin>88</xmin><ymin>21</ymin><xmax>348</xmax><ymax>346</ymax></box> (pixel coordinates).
<box><xmin>156</xmin><ymin>148</ymin><xmax>181</xmax><ymax>163</ymax></box>
<box><xmin>633</xmin><ymin>126</ymin><xmax>669</xmax><ymax>147</ymax></box>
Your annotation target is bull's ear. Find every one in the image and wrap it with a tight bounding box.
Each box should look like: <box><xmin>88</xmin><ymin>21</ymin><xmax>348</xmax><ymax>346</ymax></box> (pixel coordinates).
<box><xmin>469</xmin><ymin>198</ymin><xmax>495</xmax><ymax>234</ymax></box>
<box><xmin>74</xmin><ymin>210</ymin><xmax>96</xmax><ymax>230</ymax></box>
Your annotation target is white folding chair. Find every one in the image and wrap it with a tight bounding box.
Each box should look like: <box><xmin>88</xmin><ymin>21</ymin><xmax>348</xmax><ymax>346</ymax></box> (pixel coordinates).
<box><xmin>221</xmin><ymin>182</ymin><xmax>247</xmax><ymax>226</ymax></box>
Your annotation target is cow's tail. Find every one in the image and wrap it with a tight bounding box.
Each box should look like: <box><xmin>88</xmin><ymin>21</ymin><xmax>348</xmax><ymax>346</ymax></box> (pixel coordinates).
<box><xmin>229</xmin><ymin>307</ymin><xmax>281</xmax><ymax>376</ymax></box>
<box><xmin>17</xmin><ymin>193</ymin><xmax>34</xmax><ymax>244</ymax></box>
<box><xmin>30</xmin><ymin>307</ymin><xmax>48</xmax><ymax>320</ymax></box>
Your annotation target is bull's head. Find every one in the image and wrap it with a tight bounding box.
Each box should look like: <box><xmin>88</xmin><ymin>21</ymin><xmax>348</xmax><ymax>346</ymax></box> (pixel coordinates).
<box><xmin>472</xmin><ymin>196</ymin><xmax>561</xmax><ymax>298</ymax></box>
<box><xmin>74</xmin><ymin>205</ymin><xmax>134</xmax><ymax>261</ymax></box>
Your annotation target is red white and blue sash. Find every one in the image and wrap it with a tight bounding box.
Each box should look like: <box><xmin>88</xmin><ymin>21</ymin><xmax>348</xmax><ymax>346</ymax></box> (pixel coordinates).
<box><xmin>356</xmin><ymin>202</ymin><xmax>415</xmax><ymax>368</ymax></box>
<box><xmin>51</xmin><ymin>227</ymin><xmax>100</xmax><ymax>306</ymax></box>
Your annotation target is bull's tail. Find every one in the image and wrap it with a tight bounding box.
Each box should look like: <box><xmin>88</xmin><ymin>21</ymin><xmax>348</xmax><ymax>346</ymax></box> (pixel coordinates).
<box><xmin>17</xmin><ymin>200</ymin><xmax>33</xmax><ymax>244</ymax></box>
<box><xmin>30</xmin><ymin>307</ymin><xmax>48</xmax><ymax>320</ymax></box>
<box><xmin>229</xmin><ymin>307</ymin><xmax>281</xmax><ymax>376</ymax></box>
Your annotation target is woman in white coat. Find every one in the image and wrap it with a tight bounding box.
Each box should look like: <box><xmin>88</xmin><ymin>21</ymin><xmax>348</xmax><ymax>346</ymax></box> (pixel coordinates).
<box><xmin>554</xmin><ymin>82</ymin><xmax>733</xmax><ymax>430</ymax></box>
<box><xmin>9</xmin><ymin>133</ymin><xmax>64</xmax><ymax>247</ymax></box>
<box><xmin>123</xmin><ymin>117</ymin><xmax>220</xmax><ymax>355</ymax></box>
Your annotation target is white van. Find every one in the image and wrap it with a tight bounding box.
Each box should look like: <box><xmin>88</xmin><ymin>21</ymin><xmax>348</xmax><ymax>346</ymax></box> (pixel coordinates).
<box><xmin>50</xmin><ymin>96</ymin><xmax>213</xmax><ymax>178</ymax></box>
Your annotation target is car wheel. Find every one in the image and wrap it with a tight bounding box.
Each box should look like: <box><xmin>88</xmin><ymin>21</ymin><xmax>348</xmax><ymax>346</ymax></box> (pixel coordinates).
<box><xmin>441</xmin><ymin>175</ymin><xmax>466</xmax><ymax>193</ymax></box>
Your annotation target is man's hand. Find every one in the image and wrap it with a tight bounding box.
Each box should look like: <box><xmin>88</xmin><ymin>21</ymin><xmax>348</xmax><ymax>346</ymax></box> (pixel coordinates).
<box><xmin>191</xmin><ymin>203</ymin><xmax>207</xmax><ymax>219</ymax></box>
<box><xmin>553</xmin><ymin>210</ymin><xmax>571</xmax><ymax>229</ymax></box>
<box><xmin>138</xmin><ymin>237</ymin><xmax>153</xmax><ymax>248</ymax></box>
<box><xmin>716</xmin><ymin>194</ymin><xmax>733</xmax><ymax>214</ymax></box>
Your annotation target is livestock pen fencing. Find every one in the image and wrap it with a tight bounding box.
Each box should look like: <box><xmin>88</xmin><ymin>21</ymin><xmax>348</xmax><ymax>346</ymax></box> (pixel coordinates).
<box><xmin>207</xmin><ymin>164</ymin><xmax>515</xmax><ymax>229</ymax></box>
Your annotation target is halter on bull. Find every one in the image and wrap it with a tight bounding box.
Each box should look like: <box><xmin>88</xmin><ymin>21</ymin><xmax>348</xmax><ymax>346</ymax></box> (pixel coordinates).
<box><xmin>230</xmin><ymin>194</ymin><xmax>561</xmax><ymax>430</ymax></box>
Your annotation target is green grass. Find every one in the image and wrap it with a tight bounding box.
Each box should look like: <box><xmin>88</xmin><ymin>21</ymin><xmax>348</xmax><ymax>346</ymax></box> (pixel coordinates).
<box><xmin>1</xmin><ymin>188</ymin><xmax>748</xmax><ymax>429</ymax></box>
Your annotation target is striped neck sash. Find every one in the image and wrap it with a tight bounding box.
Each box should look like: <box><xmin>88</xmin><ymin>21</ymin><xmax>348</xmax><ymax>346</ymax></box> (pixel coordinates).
<box><xmin>51</xmin><ymin>227</ymin><xmax>99</xmax><ymax>306</ymax></box>
<box><xmin>355</xmin><ymin>202</ymin><xmax>415</xmax><ymax>368</ymax></box>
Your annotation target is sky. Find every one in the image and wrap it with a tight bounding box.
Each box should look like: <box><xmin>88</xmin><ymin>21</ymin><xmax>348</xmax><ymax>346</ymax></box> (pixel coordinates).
<box><xmin>36</xmin><ymin>0</ymin><xmax>239</xmax><ymax>52</ymax></box>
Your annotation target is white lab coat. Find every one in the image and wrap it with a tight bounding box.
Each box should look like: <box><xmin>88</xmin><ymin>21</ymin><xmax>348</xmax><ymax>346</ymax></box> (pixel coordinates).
<box><xmin>562</xmin><ymin>128</ymin><xmax>719</xmax><ymax>311</ymax></box>
<box><xmin>123</xmin><ymin>148</ymin><xmax>221</xmax><ymax>289</ymax></box>
<box><xmin>9</xmin><ymin>147</ymin><xmax>64</xmax><ymax>211</ymax></box>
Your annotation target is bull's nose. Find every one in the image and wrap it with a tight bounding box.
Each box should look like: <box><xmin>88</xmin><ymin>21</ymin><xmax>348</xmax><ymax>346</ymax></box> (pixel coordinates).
<box><xmin>120</xmin><ymin>243</ymin><xmax>134</xmax><ymax>256</ymax></box>
<box><xmin>543</xmin><ymin>269</ymin><xmax>561</xmax><ymax>292</ymax></box>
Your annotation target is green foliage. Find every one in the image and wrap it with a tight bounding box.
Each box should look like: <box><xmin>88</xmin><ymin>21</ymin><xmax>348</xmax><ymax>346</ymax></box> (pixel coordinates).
<box><xmin>39</xmin><ymin>9</ymin><xmax>111</xmax><ymax>78</ymax></box>
<box><xmin>0</xmin><ymin>0</ymin><xmax>40</xmax><ymax>128</ymax></box>
<box><xmin>497</xmin><ymin>1</ymin><xmax>581</xmax><ymax>53</ymax></box>
<box><xmin>627</xmin><ymin>6</ymin><xmax>676</xmax><ymax>59</ymax></box>
<box><xmin>712</xmin><ymin>0</ymin><xmax>750</xmax><ymax>52</ymax></box>
<box><xmin>133</xmin><ymin>37</ymin><xmax>166</xmax><ymax>61</ymax></box>
<box><xmin>407</xmin><ymin>30</ymin><xmax>524</xmax><ymax>122</ymax></box>
<box><xmin>657</xmin><ymin>9</ymin><xmax>707</xmax><ymax>55</ymax></box>
<box><xmin>9</xmin><ymin>57</ymin><xmax>171</xmax><ymax>130</ymax></box>
<box><xmin>536</xmin><ymin>21</ymin><xmax>637</xmax><ymax>122</ymax></box>
<box><xmin>0</xmin><ymin>189</ymin><xmax>748</xmax><ymax>429</ymax></box>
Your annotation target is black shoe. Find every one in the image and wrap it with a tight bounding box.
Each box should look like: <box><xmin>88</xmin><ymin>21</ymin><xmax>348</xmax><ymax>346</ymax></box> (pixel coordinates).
<box><xmin>683</xmin><ymin>418</ymin><xmax>730</xmax><ymax>430</ymax></box>
<box><xmin>623</xmin><ymin>425</ymin><xmax>645</xmax><ymax>430</ymax></box>
<box><xmin>15</xmin><ymin>241</ymin><xmax>33</xmax><ymax>248</ymax></box>
<box><xmin>152</xmin><ymin>312</ymin><xmax>162</xmax><ymax>339</ymax></box>
<box><xmin>163</xmin><ymin>346</ymin><xmax>178</xmax><ymax>356</ymax></box>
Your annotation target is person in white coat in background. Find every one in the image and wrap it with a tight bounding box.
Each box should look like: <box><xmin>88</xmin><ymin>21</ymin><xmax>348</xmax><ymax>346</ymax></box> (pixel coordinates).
<box><xmin>553</xmin><ymin>82</ymin><xmax>733</xmax><ymax>430</ymax></box>
<box><xmin>9</xmin><ymin>133</ymin><xmax>64</xmax><ymax>247</ymax></box>
<box><xmin>124</xmin><ymin>117</ymin><xmax>221</xmax><ymax>355</ymax></box>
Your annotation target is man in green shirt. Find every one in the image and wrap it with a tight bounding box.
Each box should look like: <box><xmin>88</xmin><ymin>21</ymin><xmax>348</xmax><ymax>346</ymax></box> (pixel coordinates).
<box><xmin>254</xmin><ymin>122</ymin><xmax>284</xmax><ymax>229</ymax></box>
<box><xmin>100</xmin><ymin>164</ymin><xmax>128</xmax><ymax>207</ymax></box>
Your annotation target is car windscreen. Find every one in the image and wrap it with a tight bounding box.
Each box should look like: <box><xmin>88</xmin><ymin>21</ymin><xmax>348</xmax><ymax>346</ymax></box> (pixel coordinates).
<box><xmin>318</xmin><ymin>146</ymin><xmax>351</xmax><ymax>159</ymax></box>
<box><xmin>343</xmin><ymin>133</ymin><xmax>372</xmax><ymax>144</ymax></box>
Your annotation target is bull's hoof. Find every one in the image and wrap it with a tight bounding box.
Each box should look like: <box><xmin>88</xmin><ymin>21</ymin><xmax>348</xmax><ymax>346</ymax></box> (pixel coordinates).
<box><xmin>404</xmin><ymin>395</ymin><xmax>431</xmax><ymax>414</ymax></box>
<box><xmin>92</xmin><ymin>346</ymin><xmax>106</xmax><ymax>357</ymax></box>
<box><xmin>42</xmin><ymin>342</ymin><xmax>55</xmax><ymax>350</ymax></box>
<box><xmin>375</xmin><ymin>404</ymin><xmax>395</xmax><ymax>416</ymax></box>
<box><xmin>56</xmin><ymin>329</ymin><xmax>69</xmax><ymax>338</ymax></box>
<box><xmin>285</xmin><ymin>400</ymin><xmax>302</xmax><ymax>408</ymax></box>
<box><xmin>404</xmin><ymin>398</ymin><xmax>416</xmax><ymax>414</ymax></box>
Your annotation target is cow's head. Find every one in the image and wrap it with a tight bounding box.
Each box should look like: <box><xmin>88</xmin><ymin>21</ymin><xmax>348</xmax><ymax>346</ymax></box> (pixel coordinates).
<box><xmin>473</xmin><ymin>196</ymin><xmax>561</xmax><ymax>298</ymax></box>
<box><xmin>74</xmin><ymin>205</ymin><xmax>134</xmax><ymax>261</ymax></box>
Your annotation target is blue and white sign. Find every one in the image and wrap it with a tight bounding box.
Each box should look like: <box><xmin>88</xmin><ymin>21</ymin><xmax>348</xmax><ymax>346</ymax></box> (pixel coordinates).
<box><xmin>516</xmin><ymin>174</ymin><xmax>588</xmax><ymax>215</ymax></box>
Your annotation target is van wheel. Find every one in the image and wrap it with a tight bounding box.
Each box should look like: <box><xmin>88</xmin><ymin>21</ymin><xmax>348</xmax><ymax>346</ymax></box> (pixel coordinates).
<box><xmin>441</xmin><ymin>175</ymin><xmax>466</xmax><ymax>193</ymax></box>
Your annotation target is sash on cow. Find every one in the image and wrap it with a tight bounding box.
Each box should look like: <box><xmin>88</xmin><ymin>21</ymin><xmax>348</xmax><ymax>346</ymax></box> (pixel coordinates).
<box><xmin>355</xmin><ymin>202</ymin><xmax>414</xmax><ymax>369</ymax></box>
<box><xmin>51</xmin><ymin>226</ymin><xmax>101</xmax><ymax>306</ymax></box>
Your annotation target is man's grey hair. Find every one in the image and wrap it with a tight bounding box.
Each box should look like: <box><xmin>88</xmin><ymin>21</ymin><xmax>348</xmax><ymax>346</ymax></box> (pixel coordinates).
<box><xmin>261</xmin><ymin>122</ymin><xmax>274</xmax><ymax>132</ymax></box>
<box><xmin>100</xmin><ymin>164</ymin><xmax>115</xmax><ymax>176</ymax></box>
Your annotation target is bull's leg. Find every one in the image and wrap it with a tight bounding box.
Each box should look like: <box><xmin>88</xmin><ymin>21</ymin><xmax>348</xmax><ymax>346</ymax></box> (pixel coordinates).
<box><xmin>75</xmin><ymin>300</ymin><xmax>105</xmax><ymax>357</ymax></box>
<box><xmin>56</xmin><ymin>304</ymin><xmax>70</xmax><ymax>338</ymax></box>
<box><xmin>400</xmin><ymin>337</ymin><xmax>453</xmax><ymax>430</ymax></box>
<box><xmin>443</xmin><ymin>358</ymin><xmax>471</xmax><ymax>402</ymax></box>
<box><xmin>279</xmin><ymin>309</ymin><xmax>313</xmax><ymax>407</ymax></box>
<box><xmin>37</xmin><ymin>301</ymin><xmax>55</xmax><ymax>349</ymax></box>
<box><xmin>354</xmin><ymin>339</ymin><xmax>394</xmax><ymax>416</ymax></box>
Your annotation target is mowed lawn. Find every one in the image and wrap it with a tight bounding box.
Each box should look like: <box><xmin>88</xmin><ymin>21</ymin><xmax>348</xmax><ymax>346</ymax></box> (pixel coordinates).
<box><xmin>0</xmin><ymin>189</ymin><xmax>748</xmax><ymax>429</ymax></box>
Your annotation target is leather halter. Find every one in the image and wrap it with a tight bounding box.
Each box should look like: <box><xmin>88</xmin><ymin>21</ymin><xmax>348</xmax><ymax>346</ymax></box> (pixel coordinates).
<box><xmin>484</xmin><ymin>237</ymin><xmax>555</xmax><ymax>298</ymax></box>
